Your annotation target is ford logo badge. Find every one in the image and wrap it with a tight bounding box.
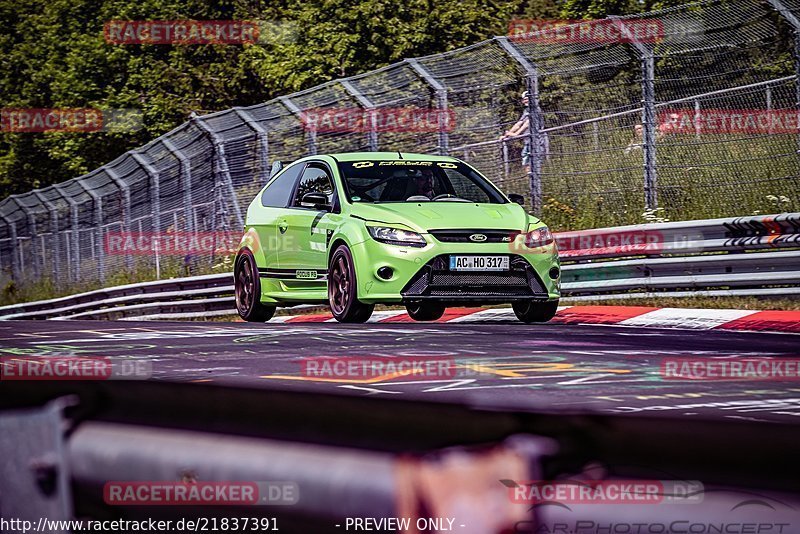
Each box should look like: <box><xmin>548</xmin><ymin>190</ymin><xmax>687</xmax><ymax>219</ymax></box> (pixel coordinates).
<box><xmin>469</xmin><ymin>233</ymin><xmax>487</xmax><ymax>242</ymax></box>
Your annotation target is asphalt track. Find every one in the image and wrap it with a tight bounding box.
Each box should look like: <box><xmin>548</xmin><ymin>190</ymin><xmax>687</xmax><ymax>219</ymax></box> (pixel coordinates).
<box><xmin>2</xmin><ymin>319</ymin><xmax>799</xmax><ymax>424</ymax></box>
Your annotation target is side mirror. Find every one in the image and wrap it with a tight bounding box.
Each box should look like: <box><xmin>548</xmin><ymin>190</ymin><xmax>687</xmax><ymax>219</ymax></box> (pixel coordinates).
<box><xmin>269</xmin><ymin>161</ymin><xmax>283</xmax><ymax>179</ymax></box>
<box><xmin>508</xmin><ymin>193</ymin><xmax>525</xmax><ymax>206</ymax></box>
<box><xmin>300</xmin><ymin>192</ymin><xmax>332</xmax><ymax>211</ymax></box>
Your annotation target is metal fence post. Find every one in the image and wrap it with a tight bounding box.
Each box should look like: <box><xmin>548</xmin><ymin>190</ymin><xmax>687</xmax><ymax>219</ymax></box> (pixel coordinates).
<box><xmin>234</xmin><ymin>108</ymin><xmax>271</xmax><ymax>186</ymax></box>
<box><xmin>496</xmin><ymin>36</ymin><xmax>543</xmax><ymax>214</ymax></box>
<box><xmin>131</xmin><ymin>152</ymin><xmax>161</xmax><ymax>234</ymax></box>
<box><xmin>75</xmin><ymin>178</ymin><xmax>105</xmax><ymax>285</ymax></box>
<box><xmin>406</xmin><ymin>58</ymin><xmax>450</xmax><ymax>155</ymax></box>
<box><xmin>796</xmin><ymin>33</ymin><xmax>800</xmax><ymax>154</ymax></box>
<box><xmin>32</xmin><ymin>190</ymin><xmax>60</xmax><ymax>282</ymax></box>
<box><xmin>1</xmin><ymin>214</ymin><xmax>20</xmax><ymax>282</ymax></box>
<box><xmin>10</xmin><ymin>222</ymin><xmax>21</xmax><ymax>282</ymax></box>
<box><xmin>694</xmin><ymin>100</ymin><xmax>701</xmax><ymax>140</ymax></box>
<box><xmin>131</xmin><ymin>152</ymin><xmax>162</xmax><ymax>276</ymax></box>
<box><xmin>193</xmin><ymin>117</ymin><xmax>245</xmax><ymax>230</ymax></box>
<box><xmin>54</xmin><ymin>183</ymin><xmax>80</xmax><ymax>282</ymax></box>
<box><xmin>280</xmin><ymin>96</ymin><xmax>317</xmax><ymax>156</ymax></box>
<box><xmin>48</xmin><ymin>186</ymin><xmax>71</xmax><ymax>283</ymax></box>
<box><xmin>105</xmin><ymin>167</ymin><xmax>133</xmax><ymax>272</ymax></box>
<box><xmin>162</xmin><ymin>139</ymin><xmax>194</xmax><ymax>231</ymax></box>
<box><xmin>642</xmin><ymin>54</ymin><xmax>658</xmax><ymax>210</ymax></box>
<box><xmin>503</xmin><ymin>143</ymin><xmax>510</xmax><ymax>181</ymax></box>
<box><xmin>766</xmin><ymin>0</ymin><xmax>800</xmax><ymax>154</ymax></box>
<box><xmin>341</xmin><ymin>79</ymin><xmax>379</xmax><ymax>151</ymax></box>
<box><xmin>610</xmin><ymin>16</ymin><xmax>658</xmax><ymax>210</ymax></box>
<box><xmin>10</xmin><ymin>197</ymin><xmax>40</xmax><ymax>281</ymax></box>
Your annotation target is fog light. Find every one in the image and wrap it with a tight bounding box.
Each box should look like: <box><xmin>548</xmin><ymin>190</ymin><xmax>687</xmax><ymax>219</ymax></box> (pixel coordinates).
<box><xmin>549</xmin><ymin>267</ymin><xmax>560</xmax><ymax>280</ymax></box>
<box><xmin>377</xmin><ymin>266</ymin><xmax>393</xmax><ymax>280</ymax></box>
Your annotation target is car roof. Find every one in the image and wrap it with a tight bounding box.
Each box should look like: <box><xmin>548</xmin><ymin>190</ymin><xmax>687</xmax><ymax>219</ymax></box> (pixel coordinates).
<box><xmin>306</xmin><ymin>152</ymin><xmax>460</xmax><ymax>163</ymax></box>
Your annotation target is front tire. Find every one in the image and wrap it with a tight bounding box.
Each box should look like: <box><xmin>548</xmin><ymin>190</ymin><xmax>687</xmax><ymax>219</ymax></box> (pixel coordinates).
<box><xmin>328</xmin><ymin>245</ymin><xmax>374</xmax><ymax>323</ymax></box>
<box><xmin>513</xmin><ymin>300</ymin><xmax>559</xmax><ymax>323</ymax></box>
<box><xmin>235</xmin><ymin>250</ymin><xmax>276</xmax><ymax>322</ymax></box>
<box><xmin>406</xmin><ymin>302</ymin><xmax>446</xmax><ymax>321</ymax></box>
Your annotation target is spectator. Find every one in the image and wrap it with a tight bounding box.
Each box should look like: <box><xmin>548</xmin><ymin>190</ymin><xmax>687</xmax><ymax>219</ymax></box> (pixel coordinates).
<box><xmin>624</xmin><ymin>123</ymin><xmax>643</xmax><ymax>155</ymax></box>
<box><xmin>657</xmin><ymin>112</ymin><xmax>681</xmax><ymax>137</ymax></box>
<box><xmin>624</xmin><ymin>113</ymin><xmax>680</xmax><ymax>155</ymax></box>
<box><xmin>500</xmin><ymin>91</ymin><xmax>549</xmax><ymax>165</ymax></box>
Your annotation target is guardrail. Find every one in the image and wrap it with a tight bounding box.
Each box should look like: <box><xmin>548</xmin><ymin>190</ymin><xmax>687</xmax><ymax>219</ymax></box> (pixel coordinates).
<box><xmin>0</xmin><ymin>273</ymin><xmax>235</xmax><ymax>320</ymax></box>
<box><xmin>0</xmin><ymin>213</ymin><xmax>797</xmax><ymax>320</ymax></box>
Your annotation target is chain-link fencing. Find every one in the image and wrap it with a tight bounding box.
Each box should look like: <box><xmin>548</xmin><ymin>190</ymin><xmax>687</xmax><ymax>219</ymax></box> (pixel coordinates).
<box><xmin>1</xmin><ymin>0</ymin><xmax>799</xmax><ymax>299</ymax></box>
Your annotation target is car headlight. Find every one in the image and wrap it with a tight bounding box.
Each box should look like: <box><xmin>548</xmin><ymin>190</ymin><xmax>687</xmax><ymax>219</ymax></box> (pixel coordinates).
<box><xmin>523</xmin><ymin>224</ymin><xmax>554</xmax><ymax>249</ymax></box>
<box><xmin>367</xmin><ymin>226</ymin><xmax>427</xmax><ymax>247</ymax></box>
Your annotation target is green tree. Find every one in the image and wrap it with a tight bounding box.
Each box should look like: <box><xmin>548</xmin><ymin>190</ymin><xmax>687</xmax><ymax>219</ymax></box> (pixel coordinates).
<box><xmin>0</xmin><ymin>0</ymin><xmax>518</xmax><ymax>197</ymax></box>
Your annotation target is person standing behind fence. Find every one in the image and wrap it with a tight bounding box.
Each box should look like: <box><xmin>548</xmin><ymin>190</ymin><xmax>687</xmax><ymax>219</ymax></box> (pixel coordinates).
<box><xmin>624</xmin><ymin>123</ymin><xmax>644</xmax><ymax>155</ymax></box>
<box><xmin>624</xmin><ymin>114</ymin><xmax>679</xmax><ymax>155</ymax></box>
<box><xmin>499</xmin><ymin>91</ymin><xmax>549</xmax><ymax>166</ymax></box>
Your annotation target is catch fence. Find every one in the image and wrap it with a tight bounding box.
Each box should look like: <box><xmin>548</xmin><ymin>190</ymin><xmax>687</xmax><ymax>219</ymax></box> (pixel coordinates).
<box><xmin>1</xmin><ymin>0</ymin><xmax>799</xmax><ymax>294</ymax></box>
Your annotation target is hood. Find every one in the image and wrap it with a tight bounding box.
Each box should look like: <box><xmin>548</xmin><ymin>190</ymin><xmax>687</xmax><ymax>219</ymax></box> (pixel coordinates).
<box><xmin>350</xmin><ymin>202</ymin><xmax>536</xmax><ymax>233</ymax></box>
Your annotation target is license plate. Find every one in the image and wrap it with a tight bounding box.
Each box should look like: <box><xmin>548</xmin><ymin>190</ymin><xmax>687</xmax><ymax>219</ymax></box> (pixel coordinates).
<box><xmin>449</xmin><ymin>255</ymin><xmax>509</xmax><ymax>271</ymax></box>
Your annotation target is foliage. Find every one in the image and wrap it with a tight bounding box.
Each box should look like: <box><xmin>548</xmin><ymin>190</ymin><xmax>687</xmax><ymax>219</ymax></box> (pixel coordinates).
<box><xmin>0</xmin><ymin>0</ymin><xmax>518</xmax><ymax>197</ymax></box>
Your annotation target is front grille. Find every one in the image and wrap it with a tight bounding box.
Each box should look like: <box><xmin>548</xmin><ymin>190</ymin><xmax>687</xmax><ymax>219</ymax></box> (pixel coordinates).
<box><xmin>402</xmin><ymin>254</ymin><xmax>547</xmax><ymax>299</ymax></box>
<box><xmin>404</xmin><ymin>273</ymin><xmax>430</xmax><ymax>295</ymax></box>
<box><xmin>421</xmin><ymin>287</ymin><xmax>534</xmax><ymax>297</ymax></box>
<box><xmin>430</xmin><ymin>272</ymin><xmax>528</xmax><ymax>287</ymax></box>
<box><xmin>429</xmin><ymin>229</ymin><xmax>517</xmax><ymax>243</ymax></box>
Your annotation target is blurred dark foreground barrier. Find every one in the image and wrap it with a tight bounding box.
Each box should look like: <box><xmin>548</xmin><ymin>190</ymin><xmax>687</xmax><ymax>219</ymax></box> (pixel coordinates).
<box><xmin>1</xmin><ymin>380</ymin><xmax>799</xmax><ymax>533</ymax></box>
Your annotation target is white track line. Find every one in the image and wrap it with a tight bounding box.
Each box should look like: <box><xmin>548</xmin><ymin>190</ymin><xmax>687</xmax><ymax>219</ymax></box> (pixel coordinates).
<box><xmin>618</xmin><ymin>307</ymin><xmax>759</xmax><ymax>330</ymax></box>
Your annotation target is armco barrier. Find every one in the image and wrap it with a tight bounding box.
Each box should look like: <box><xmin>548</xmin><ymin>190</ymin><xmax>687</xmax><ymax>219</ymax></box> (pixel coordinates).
<box><xmin>0</xmin><ymin>213</ymin><xmax>797</xmax><ymax>320</ymax></box>
<box><xmin>0</xmin><ymin>273</ymin><xmax>234</xmax><ymax>320</ymax></box>
<box><xmin>556</xmin><ymin>212</ymin><xmax>800</xmax><ymax>260</ymax></box>
<box><xmin>1</xmin><ymin>380</ymin><xmax>799</xmax><ymax>532</ymax></box>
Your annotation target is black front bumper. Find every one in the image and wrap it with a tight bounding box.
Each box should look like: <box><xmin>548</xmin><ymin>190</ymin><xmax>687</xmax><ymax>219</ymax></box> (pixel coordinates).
<box><xmin>401</xmin><ymin>255</ymin><xmax>549</xmax><ymax>303</ymax></box>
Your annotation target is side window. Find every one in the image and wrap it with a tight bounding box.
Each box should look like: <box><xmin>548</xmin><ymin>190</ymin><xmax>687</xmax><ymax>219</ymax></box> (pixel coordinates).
<box><xmin>292</xmin><ymin>163</ymin><xmax>334</xmax><ymax>208</ymax></box>
<box><xmin>261</xmin><ymin>163</ymin><xmax>304</xmax><ymax>207</ymax></box>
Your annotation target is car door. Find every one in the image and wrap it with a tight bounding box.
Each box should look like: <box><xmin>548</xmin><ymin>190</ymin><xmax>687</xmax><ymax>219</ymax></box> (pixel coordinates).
<box><xmin>277</xmin><ymin>161</ymin><xmax>340</xmax><ymax>288</ymax></box>
<box><xmin>252</xmin><ymin>162</ymin><xmax>305</xmax><ymax>272</ymax></box>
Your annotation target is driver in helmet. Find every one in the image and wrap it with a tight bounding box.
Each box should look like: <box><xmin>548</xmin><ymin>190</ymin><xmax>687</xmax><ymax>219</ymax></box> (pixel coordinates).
<box><xmin>412</xmin><ymin>167</ymin><xmax>435</xmax><ymax>199</ymax></box>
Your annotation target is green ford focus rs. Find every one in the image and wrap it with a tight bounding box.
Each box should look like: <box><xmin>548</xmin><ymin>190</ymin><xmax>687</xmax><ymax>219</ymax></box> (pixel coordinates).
<box><xmin>234</xmin><ymin>152</ymin><xmax>560</xmax><ymax>323</ymax></box>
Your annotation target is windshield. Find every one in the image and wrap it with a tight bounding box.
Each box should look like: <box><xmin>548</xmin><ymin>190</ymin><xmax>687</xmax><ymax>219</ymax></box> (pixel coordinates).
<box><xmin>336</xmin><ymin>160</ymin><xmax>507</xmax><ymax>204</ymax></box>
